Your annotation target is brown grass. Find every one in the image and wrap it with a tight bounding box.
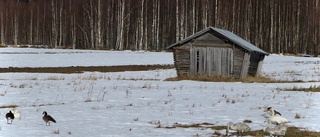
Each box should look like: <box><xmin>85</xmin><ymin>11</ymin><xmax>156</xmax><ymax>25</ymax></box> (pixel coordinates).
<box><xmin>244</xmin><ymin>127</ymin><xmax>320</xmax><ymax>137</ymax></box>
<box><xmin>0</xmin><ymin>65</ymin><xmax>174</xmax><ymax>73</ymax></box>
<box><xmin>165</xmin><ymin>75</ymin><xmax>292</xmax><ymax>83</ymax></box>
<box><xmin>156</xmin><ymin>122</ymin><xmax>320</xmax><ymax>137</ymax></box>
<box><xmin>166</xmin><ymin>75</ymin><xmax>239</xmax><ymax>82</ymax></box>
<box><xmin>0</xmin><ymin>105</ymin><xmax>19</xmax><ymax>108</ymax></box>
<box><xmin>284</xmin><ymin>85</ymin><xmax>320</xmax><ymax>92</ymax></box>
<box><xmin>295</xmin><ymin>113</ymin><xmax>302</xmax><ymax>119</ymax></box>
<box><xmin>0</xmin><ymin>65</ymin><xmax>315</xmax><ymax>83</ymax></box>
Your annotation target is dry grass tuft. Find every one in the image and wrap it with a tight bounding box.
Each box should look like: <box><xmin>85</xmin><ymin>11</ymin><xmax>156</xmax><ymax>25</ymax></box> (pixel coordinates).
<box><xmin>84</xmin><ymin>99</ymin><xmax>93</xmax><ymax>102</ymax></box>
<box><xmin>47</xmin><ymin>76</ymin><xmax>65</xmax><ymax>80</ymax></box>
<box><xmin>295</xmin><ymin>113</ymin><xmax>302</xmax><ymax>119</ymax></box>
<box><xmin>241</xmin><ymin>76</ymin><xmax>277</xmax><ymax>83</ymax></box>
<box><xmin>243</xmin><ymin>119</ymin><xmax>252</xmax><ymax>123</ymax></box>
<box><xmin>52</xmin><ymin>129</ymin><xmax>60</xmax><ymax>134</ymax></box>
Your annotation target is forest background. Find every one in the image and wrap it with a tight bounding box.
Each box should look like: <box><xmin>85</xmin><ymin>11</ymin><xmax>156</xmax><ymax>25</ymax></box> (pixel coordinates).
<box><xmin>0</xmin><ymin>0</ymin><xmax>319</xmax><ymax>55</ymax></box>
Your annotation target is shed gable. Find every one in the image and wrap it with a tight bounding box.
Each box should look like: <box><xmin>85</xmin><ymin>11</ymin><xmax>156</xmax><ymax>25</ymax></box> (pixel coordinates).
<box><xmin>194</xmin><ymin>33</ymin><xmax>224</xmax><ymax>43</ymax></box>
<box><xmin>192</xmin><ymin>33</ymin><xmax>233</xmax><ymax>49</ymax></box>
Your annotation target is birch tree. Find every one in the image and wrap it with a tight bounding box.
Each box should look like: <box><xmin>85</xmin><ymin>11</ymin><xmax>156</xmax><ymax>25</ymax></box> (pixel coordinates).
<box><xmin>51</xmin><ymin>0</ymin><xmax>57</xmax><ymax>48</ymax></box>
<box><xmin>116</xmin><ymin>0</ymin><xmax>125</xmax><ymax>50</ymax></box>
<box><xmin>95</xmin><ymin>0</ymin><xmax>102</xmax><ymax>49</ymax></box>
<box><xmin>0</xmin><ymin>0</ymin><xmax>319</xmax><ymax>55</ymax></box>
<box><xmin>0</xmin><ymin>7</ymin><xmax>4</xmax><ymax>45</ymax></box>
<box><xmin>13</xmin><ymin>1</ymin><xmax>19</xmax><ymax>46</ymax></box>
<box><xmin>58</xmin><ymin>0</ymin><xmax>63</xmax><ymax>47</ymax></box>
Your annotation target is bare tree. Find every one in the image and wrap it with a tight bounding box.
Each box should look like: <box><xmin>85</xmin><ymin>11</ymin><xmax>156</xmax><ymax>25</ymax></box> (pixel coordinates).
<box><xmin>0</xmin><ymin>4</ymin><xmax>4</xmax><ymax>45</ymax></box>
<box><xmin>13</xmin><ymin>1</ymin><xmax>19</xmax><ymax>46</ymax></box>
<box><xmin>0</xmin><ymin>0</ymin><xmax>319</xmax><ymax>55</ymax></box>
<box><xmin>51</xmin><ymin>0</ymin><xmax>57</xmax><ymax>48</ymax></box>
<box><xmin>116</xmin><ymin>0</ymin><xmax>125</xmax><ymax>50</ymax></box>
<box><xmin>96</xmin><ymin>0</ymin><xmax>102</xmax><ymax>49</ymax></box>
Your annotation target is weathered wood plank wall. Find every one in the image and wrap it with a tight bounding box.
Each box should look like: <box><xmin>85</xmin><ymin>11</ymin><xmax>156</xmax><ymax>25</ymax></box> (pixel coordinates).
<box><xmin>190</xmin><ymin>47</ymin><xmax>233</xmax><ymax>77</ymax></box>
<box><xmin>248</xmin><ymin>52</ymin><xmax>262</xmax><ymax>76</ymax></box>
<box><xmin>240</xmin><ymin>52</ymin><xmax>251</xmax><ymax>79</ymax></box>
<box><xmin>232</xmin><ymin>45</ymin><xmax>246</xmax><ymax>78</ymax></box>
<box><xmin>174</xmin><ymin>44</ymin><xmax>191</xmax><ymax>76</ymax></box>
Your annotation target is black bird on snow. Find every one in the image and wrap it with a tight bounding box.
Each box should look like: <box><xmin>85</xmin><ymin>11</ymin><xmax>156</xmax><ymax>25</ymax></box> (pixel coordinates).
<box><xmin>42</xmin><ymin>111</ymin><xmax>56</xmax><ymax>126</ymax></box>
<box><xmin>6</xmin><ymin>111</ymin><xmax>15</xmax><ymax>124</ymax></box>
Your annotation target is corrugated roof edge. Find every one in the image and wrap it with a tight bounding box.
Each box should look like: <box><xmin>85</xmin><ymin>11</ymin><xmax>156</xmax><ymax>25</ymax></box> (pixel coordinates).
<box><xmin>167</xmin><ymin>26</ymin><xmax>269</xmax><ymax>55</ymax></box>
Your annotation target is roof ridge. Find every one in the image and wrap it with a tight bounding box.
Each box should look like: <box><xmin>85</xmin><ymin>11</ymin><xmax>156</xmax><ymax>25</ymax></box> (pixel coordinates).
<box><xmin>167</xmin><ymin>26</ymin><xmax>269</xmax><ymax>55</ymax></box>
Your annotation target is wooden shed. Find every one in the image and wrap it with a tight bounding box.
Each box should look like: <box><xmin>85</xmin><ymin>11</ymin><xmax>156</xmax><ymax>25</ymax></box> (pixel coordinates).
<box><xmin>167</xmin><ymin>26</ymin><xmax>269</xmax><ymax>79</ymax></box>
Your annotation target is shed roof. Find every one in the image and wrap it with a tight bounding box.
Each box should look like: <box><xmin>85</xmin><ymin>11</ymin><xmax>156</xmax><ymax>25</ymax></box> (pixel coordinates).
<box><xmin>167</xmin><ymin>26</ymin><xmax>269</xmax><ymax>55</ymax></box>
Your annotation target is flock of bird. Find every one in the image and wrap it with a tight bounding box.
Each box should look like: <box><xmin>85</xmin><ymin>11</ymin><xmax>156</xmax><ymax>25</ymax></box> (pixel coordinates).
<box><xmin>4</xmin><ymin>107</ymin><xmax>290</xmax><ymax>136</ymax></box>
<box><xmin>226</xmin><ymin>107</ymin><xmax>290</xmax><ymax>137</ymax></box>
<box><xmin>4</xmin><ymin>109</ymin><xmax>56</xmax><ymax>126</ymax></box>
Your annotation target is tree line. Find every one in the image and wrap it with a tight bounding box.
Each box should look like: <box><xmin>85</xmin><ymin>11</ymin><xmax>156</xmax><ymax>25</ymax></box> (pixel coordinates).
<box><xmin>0</xmin><ymin>0</ymin><xmax>319</xmax><ymax>55</ymax></box>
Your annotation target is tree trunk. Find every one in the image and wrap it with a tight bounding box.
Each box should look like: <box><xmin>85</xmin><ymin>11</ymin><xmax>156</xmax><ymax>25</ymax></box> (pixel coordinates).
<box><xmin>28</xmin><ymin>9</ymin><xmax>33</xmax><ymax>45</ymax></box>
<box><xmin>51</xmin><ymin>0</ymin><xmax>57</xmax><ymax>48</ymax></box>
<box><xmin>0</xmin><ymin>12</ymin><xmax>4</xmax><ymax>45</ymax></box>
<box><xmin>116</xmin><ymin>0</ymin><xmax>125</xmax><ymax>50</ymax></box>
<box><xmin>139</xmin><ymin>0</ymin><xmax>144</xmax><ymax>50</ymax></box>
<box><xmin>96</xmin><ymin>0</ymin><xmax>102</xmax><ymax>49</ymax></box>
<box><xmin>13</xmin><ymin>5</ymin><xmax>18</xmax><ymax>47</ymax></box>
<box><xmin>58</xmin><ymin>0</ymin><xmax>63</xmax><ymax>47</ymax></box>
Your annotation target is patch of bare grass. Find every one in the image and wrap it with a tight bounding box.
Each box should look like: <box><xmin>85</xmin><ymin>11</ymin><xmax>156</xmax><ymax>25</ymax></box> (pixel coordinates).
<box><xmin>151</xmin><ymin>121</ymin><xmax>320</xmax><ymax>137</ymax></box>
<box><xmin>0</xmin><ymin>104</ymin><xmax>19</xmax><ymax>108</ymax></box>
<box><xmin>0</xmin><ymin>65</ymin><xmax>174</xmax><ymax>73</ymax></box>
<box><xmin>165</xmin><ymin>76</ymin><xmax>289</xmax><ymax>83</ymax></box>
<box><xmin>220</xmin><ymin>126</ymin><xmax>320</xmax><ymax>137</ymax></box>
<box><xmin>284</xmin><ymin>85</ymin><xmax>320</xmax><ymax>92</ymax></box>
<box><xmin>47</xmin><ymin>76</ymin><xmax>65</xmax><ymax>80</ymax></box>
<box><xmin>242</xmin><ymin>76</ymin><xmax>279</xmax><ymax>83</ymax></box>
<box><xmin>166</xmin><ymin>75</ymin><xmax>238</xmax><ymax>82</ymax></box>
<box><xmin>261</xmin><ymin>127</ymin><xmax>320</xmax><ymax>137</ymax></box>
<box><xmin>79</xmin><ymin>74</ymin><xmax>101</xmax><ymax>80</ymax></box>
<box><xmin>156</xmin><ymin>122</ymin><xmax>216</xmax><ymax>129</ymax></box>
<box><xmin>228</xmin><ymin>126</ymin><xmax>320</xmax><ymax>137</ymax></box>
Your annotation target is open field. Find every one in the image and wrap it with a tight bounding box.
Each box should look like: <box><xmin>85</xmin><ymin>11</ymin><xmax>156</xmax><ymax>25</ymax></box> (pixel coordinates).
<box><xmin>0</xmin><ymin>48</ymin><xmax>320</xmax><ymax>137</ymax></box>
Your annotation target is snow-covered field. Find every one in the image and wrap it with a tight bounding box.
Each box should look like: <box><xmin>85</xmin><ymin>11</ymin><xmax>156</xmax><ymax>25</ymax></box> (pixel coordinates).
<box><xmin>0</xmin><ymin>48</ymin><xmax>320</xmax><ymax>137</ymax></box>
